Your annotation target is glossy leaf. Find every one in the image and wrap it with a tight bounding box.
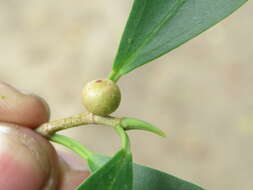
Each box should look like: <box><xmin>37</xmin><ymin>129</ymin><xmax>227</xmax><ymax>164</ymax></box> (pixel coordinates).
<box><xmin>87</xmin><ymin>154</ymin><xmax>204</xmax><ymax>190</ymax></box>
<box><xmin>77</xmin><ymin>149</ymin><xmax>133</xmax><ymax>190</ymax></box>
<box><xmin>109</xmin><ymin>0</ymin><xmax>248</xmax><ymax>81</ymax></box>
<box><xmin>133</xmin><ymin>164</ymin><xmax>204</xmax><ymax>190</ymax></box>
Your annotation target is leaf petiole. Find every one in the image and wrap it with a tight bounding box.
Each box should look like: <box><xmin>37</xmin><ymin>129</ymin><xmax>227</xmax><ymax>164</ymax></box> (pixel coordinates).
<box><xmin>108</xmin><ymin>70</ymin><xmax>121</xmax><ymax>82</ymax></box>
<box><xmin>50</xmin><ymin>134</ymin><xmax>94</xmax><ymax>161</ymax></box>
<box><xmin>115</xmin><ymin>125</ymin><xmax>131</xmax><ymax>152</ymax></box>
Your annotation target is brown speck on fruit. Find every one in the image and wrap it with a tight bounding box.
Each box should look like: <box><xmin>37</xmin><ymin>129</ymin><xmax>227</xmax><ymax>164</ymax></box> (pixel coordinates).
<box><xmin>96</xmin><ymin>80</ymin><xmax>102</xmax><ymax>83</ymax></box>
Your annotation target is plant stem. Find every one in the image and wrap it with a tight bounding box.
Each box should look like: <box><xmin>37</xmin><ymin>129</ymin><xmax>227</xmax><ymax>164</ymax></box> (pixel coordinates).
<box><xmin>36</xmin><ymin>112</ymin><xmax>165</xmax><ymax>140</ymax></box>
<box><xmin>36</xmin><ymin>112</ymin><xmax>121</xmax><ymax>138</ymax></box>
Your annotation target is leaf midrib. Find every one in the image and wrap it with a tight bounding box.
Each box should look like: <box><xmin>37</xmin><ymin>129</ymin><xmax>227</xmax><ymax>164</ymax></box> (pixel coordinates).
<box><xmin>118</xmin><ymin>0</ymin><xmax>186</xmax><ymax>74</ymax></box>
<box><xmin>107</xmin><ymin>151</ymin><xmax>130</xmax><ymax>190</ymax></box>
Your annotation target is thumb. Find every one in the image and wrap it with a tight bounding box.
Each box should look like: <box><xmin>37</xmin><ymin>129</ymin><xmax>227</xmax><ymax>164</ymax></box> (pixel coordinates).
<box><xmin>0</xmin><ymin>123</ymin><xmax>59</xmax><ymax>190</ymax></box>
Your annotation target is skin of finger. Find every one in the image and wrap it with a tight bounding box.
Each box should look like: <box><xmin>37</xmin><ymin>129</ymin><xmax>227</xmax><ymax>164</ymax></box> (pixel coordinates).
<box><xmin>0</xmin><ymin>82</ymin><xmax>89</xmax><ymax>189</ymax></box>
<box><xmin>0</xmin><ymin>123</ymin><xmax>90</xmax><ymax>190</ymax></box>
<box><xmin>0</xmin><ymin>123</ymin><xmax>59</xmax><ymax>190</ymax></box>
<box><xmin>0</xmin><ymin>82</ymin><xmax>50</xmax><ymax>128</ymax></box>
<box><xmin>57</xmin><ymin>150</ymin><xmax>89</xmax><ymax>190</ymax></box>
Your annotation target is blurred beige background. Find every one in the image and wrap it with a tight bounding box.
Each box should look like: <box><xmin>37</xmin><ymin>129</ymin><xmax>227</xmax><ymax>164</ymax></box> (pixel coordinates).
<box><xmin>0</xmin><ymin>0</ymin><xmax>253</xmax><ymax>189</ymax></box>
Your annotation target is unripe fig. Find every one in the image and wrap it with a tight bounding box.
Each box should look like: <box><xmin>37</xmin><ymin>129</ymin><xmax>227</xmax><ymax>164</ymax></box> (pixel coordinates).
<box><xmin>82</xmin><ymin>79</ymin><xmax>121</xmax><ymax>116</ymax></box>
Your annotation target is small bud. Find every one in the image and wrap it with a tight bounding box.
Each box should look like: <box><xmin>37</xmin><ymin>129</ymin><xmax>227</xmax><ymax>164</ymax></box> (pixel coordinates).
<box><xmin>82</xmin><ymin>79</ymin><xmax>121</xmax><ymax>116</ymax></box>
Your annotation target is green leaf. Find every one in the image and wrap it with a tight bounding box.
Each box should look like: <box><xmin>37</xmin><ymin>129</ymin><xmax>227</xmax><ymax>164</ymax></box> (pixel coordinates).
<box><xmin>133</xmin><ymin>164</ymin><xmax>204</xmax><ymax>190</ymax></box>
<box><xmin>77</xmin><ymin>149</ymin><xmax>133</xmax><ymax>190</ymax></box>
<box><xmin>109</xmin><ymin>0</ymin><xmax>248</xmax><ymax>81</ymax></box>
<box><xmin>51</xmin><ymin>135</ymin><xmax>203</xmax><ymax>189</ymax></box>
<box><xmin>50</xmin><ymin>131</ymin><xmax>133</xmax><ymax>190</ymax></box>
<box><xmin>87</xmin><ymin>154</ymin><xmax>204</xmax><ymax>190</ymax></box>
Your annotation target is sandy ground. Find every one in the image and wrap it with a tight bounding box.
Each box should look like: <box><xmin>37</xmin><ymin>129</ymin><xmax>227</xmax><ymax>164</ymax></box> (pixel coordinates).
<box><xmin>0</xmin><ymin>1</ymin><xmax>253</xmax><ymax>189</ymax></box>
